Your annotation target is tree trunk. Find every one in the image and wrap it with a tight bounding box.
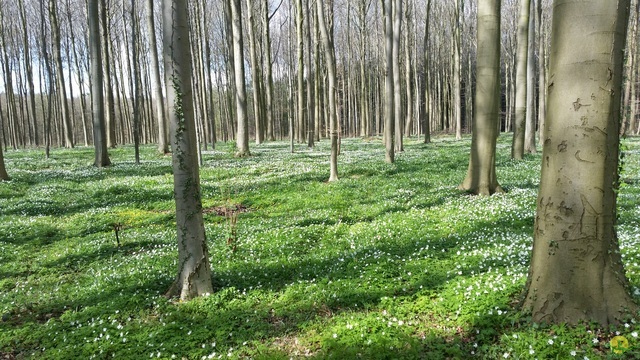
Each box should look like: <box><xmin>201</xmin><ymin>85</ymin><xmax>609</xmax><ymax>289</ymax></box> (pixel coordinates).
<box><xmin>383</xmin><ymin>0</ymin><xmax>395</xmax><ymax>163</ymax></box>
<box><xmin>458</xmin><ymin>0</ymin><xmax>503</xmax><ymax>195</ymax></box>
<box><xmin>524</xmin><ymin>0</ymin><xmax>537</xmax><ymax>154</ymax></box>
<box><xmin>131</xmin><ymin>0</ymin><xmax>142</xmax><ymax>164</ymax></box>
<box><xmin>422</xmin><ymin>0</ymin><xmax>432</xmax><ymax>144</ymax></box>
<box><xmin>18</xmin><ymin>0</ymin><xmax>39</xmax><ymax>147</ymax></box>
<box><xmin>231</xmin><ymin>0</ymin><xmax>250</xmax><ymax>157</ymax></box>
<box><xmin>262</xmin><ymin>0</ymin><xmax>276</xmax><ymax>142</ymax></box>
<box><xmin>537</xmin><ymin>0</ymin><xmax>547</xmax><ymax>140</ymax></box>
<box><xmin>49</xmin><ymin>0</ymin><xmax>74</xmax><ymax>148</ymax></box>
<box><xmin>453</xmin><ymin>0</ymin><xmax>462</xmax><ymax>140</ymax></box>
<box><xmin>317</xmin><ymin>0</ymin><xmax>338</xmax><ymax>182</ymax></box>
<box><xmin>246</xmin><ymin>0</ymin><xmax>264</xmax><ymax>145</ymax></box>
<box><xmin>522</xmin><ymin>0</ymin><xmax>637</xmax><ymax>326</ymax></box>
<box><xmin>511</xmin><ymin>0</ymin><xmax>530</xmax><ymax>159</ymax></box>
<box><xmin>88</xmin><ymin>0</ymin><xmax>111</xmax><ymax>167</ymax></box>
<box><xmin>162</xmin><ymin>0</ymin><xmax>214</xmax><ymax>301</ymax></box>
<box><xmin>101</xmin><ymin>0</ymin><xmax>117</xmax><ymax>148</ymax></box>
<box><xmin>296</xmin><ymin>0</ymin><xmax>304</xmax><ymax>149</ymax></box>
<box><xmin>147</xmin><ymin>0</ymin><xmax>169</xmax><ymax>154</ymax></box>
<box><xmin>392</xmin><ymin>0</ymin><xmax>403</xmax><ymax>153</ymax></box>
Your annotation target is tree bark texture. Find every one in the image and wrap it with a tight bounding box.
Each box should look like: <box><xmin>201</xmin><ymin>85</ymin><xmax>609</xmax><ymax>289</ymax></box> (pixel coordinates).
<box><xmin>317</xmin><ymin>0</ymin><xmax>339</xmax><ymax>182</ymax></box>
<box><xmin>458</xmin><ymin>0</ymin><xmax>503</xmax><ymax>195</ymax></box>
<box><xmin>88</xmin><ymin>0</ymin><xmax>111</xmax><ymax>167</ymax></box>
<box><xmin>522</xmin><ymin>0</ymin><xmax>636</xmax><ymax>326</ymax></box>
<box><xmin>512</xmin><ymin>0</ymin><xmax>531</xmax><ymax>159</ymax></box>
<box><xmin>231</xmin><ymin>0</ymin><xmax>250</xmax><ymax>157</ymax></box>
<box><xmin>162</xmin><ymin>0</ymin><xmax>214</xmax><ymax>301</ymax></box>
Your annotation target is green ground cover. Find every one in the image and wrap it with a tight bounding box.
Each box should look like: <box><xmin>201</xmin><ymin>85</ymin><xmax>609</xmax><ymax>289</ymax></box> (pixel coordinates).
<box><xmin>1</xmin><ymin>135</ymin><xmax>639</xmax><ymax>359</ymax></box>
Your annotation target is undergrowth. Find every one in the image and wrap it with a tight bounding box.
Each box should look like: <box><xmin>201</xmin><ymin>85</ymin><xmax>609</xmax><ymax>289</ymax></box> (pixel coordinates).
<box><xmin>0</xmin><ymin>135</ymin><xmax>639</xmax><ymax>359</ymax></box>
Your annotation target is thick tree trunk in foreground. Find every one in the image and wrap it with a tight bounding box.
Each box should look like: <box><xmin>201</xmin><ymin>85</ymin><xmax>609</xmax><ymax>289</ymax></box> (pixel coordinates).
<box><xmin>317</xmin><ymin>0</ymin><xmax>338</xmax><ymax>182</ymax></box>
<box><xmin>162</xmin><ymin>0</ymin><xmax>214</xmax><ymax>301</ymax></box>
<box><xmin>89</xmin><ymin>0</ymin><xmax>111</xmax><ymax>167</ymax></box>
<box><xmin>522</xmin><ymin>0</ymin><xmax>636</xmax><ymax>326</ymax></box>
<box><xmin>458</xmin><ymin>0</ymin><xmax>503</xmax><ymax>195</ymax></box>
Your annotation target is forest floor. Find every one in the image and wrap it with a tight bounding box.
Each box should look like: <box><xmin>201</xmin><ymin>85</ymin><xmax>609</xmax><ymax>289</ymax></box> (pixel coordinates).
<box><xmin>1</xmin><ymin>135</ymin><xmax>640</xmax><ymax>359</ymax></box>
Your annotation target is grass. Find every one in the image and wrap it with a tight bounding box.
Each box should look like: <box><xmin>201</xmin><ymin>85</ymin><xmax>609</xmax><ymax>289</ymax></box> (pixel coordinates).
<box><xmin>0</xmin><ymin>134</ymin><xmax>639</xmax><ymax>359</ymax></box>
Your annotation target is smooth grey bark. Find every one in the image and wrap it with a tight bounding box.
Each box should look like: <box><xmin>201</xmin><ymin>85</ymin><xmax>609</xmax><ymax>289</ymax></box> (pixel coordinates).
<box><xmin>296</xmin><ymin>0</ymin><xmax>304</xmax><ymax>149</ymax></box>
<box><xmin>246</xmin><ymin>0</ymin><xmax>264</xmax><ymax>145</ymax></box>
<box><xmin>536</xmin><ymin>0</ymin><xmax>547</xmax><ymax>140</ymax></box>
<box><xmin>422</xmin><ymin>0</ymin><xmax>432</xmax><ymax>144</ymax></box>
<box><xmin>453</xmin><ymin>0</ymin><xmax>462</xmax><ymax>140</ymax></box>
<box><xmin>88</xmin><ymin>0</ymin><xmax>111</xmax><ymax>167</ymax></box>
<box><xmin>49</xmin><ymin>0</ymin><xmax>74</xmax><ymax>148</ymax></box>
<box><xmin>458</xmin><ymin>0</ymin><xmax>503</xmax><ymax>195</ymax></box>
<box><xmin>18</xmin><ymin>0</ymin><xmax>39</xmax><ymax>147</ymax></box>
<box><xmin>131</xmin><ymin>0</ymin><xmax>141</xmax><ymax>164</ymax></box>
<box><xmin>383</xmin><ymin>0</ymin><xmax>395</xmax><ymax>163</ymax></box>
<box><xmin>511</xmin><ymin>0</ymin><xmax>531</xmax><ymax>159</ymax></box>
<box><xmin>231</xmin><ymin>0</ymin><xmax>250</xmax><ymax>157</ymax></box>
<box><xmin>262</xmin><ymin>0</ymin><xmax>276</xmax><ymax>141</ymax></box>
<box><xmin>524</xmin><ymin>0</ymin><xmax>537</xmax><ymax>154</ymax></box>
<box><xmin>100</xmin><ymin>0</ymin><xmax>117</xmax><ymax>148</ymax></box>
<box><xmin>162</xmin><ymin>0</ymin><xmax>214</xmax><ymax>301</ymax></box>
<box><xmin>522</xmin><ymin>0</ymin><xmax>637</xmax><ymax>326</ymax></box>
<box><xmin>392</xmin><ymin>0</ymin><xmax>403</xmax><ymax>153</ymax></box>
<box><xmin>317</xmin><ymin>0</ymin><xmax>338</xmax><ymax>182</ymax></box>
<box><xmin>147</xmin><ymin>0</ymin><xmax>169</xmax><ymax>154</ymax></box>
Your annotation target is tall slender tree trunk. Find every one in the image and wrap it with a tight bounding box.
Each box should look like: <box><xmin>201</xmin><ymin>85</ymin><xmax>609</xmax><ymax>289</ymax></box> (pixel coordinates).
<box><xmin>458</xmin><ymin>0</ymin><xmax>503</xmax><ymax>195</ymax></box>
<box><xmin>392</xmin><ymin>0</ymin><xmax>403</xmax><ymax>153</ymax></box>
<box><xmin>422</xmin><ymin>0</ymin><xmax>432</xmax><ymax>144</ymax></box>
<box><xmin>537</xmin><ymin>0</ymin><xmax>547</xmax><ymax>140</ymax></box>
<box><xmin>512</xmin><ymin>0</ymin><xmax>531</xmax><ymax>159</ymax></box>
<box><xmin>317</xmin><ymin>0</ymin><xmax>338</xmax><ymax>182</ymax></box>
<box><xmin>246</xmin><ymin>0</ymin><xmax>264</xmax><ymax>145</ymax></box>
<box><xmin>383</xmin><ymin>0</ymin><xmax>395</xmax><ymax>163</ymax></box>
<box><xmin>305</xmin><ymin>0</ymin><xmax>315</xmax><ymax>148</ymax></box>
<box><xmin>262</xmin><ymin>0</ymin><xmax>276</xmax><ymax>141</ymax></box>
<box><xmin>18</xmin><ymin>0</ymin><xmax>39</xmax><ymax>147</ymax></box>
<box><xmin>524</xmin><ymin>0</ymin><xmax>537</xmax><ymax>153</ymax></box>
<box><xmin>231</xmin><ymin>0</ymin><xmax>250</xmax><ymax>157</ymax></box>
<box><xmin>162</xmin><ymin>0</ymin><xmax>214</xmax><ymax>301</ymax></box>
<box><xmin>131</xmin><ymin>0</ymin><xmax>142</xmax><ymax>164</ymax></box>
<box><xmin>88</xmin><ymin>0</ymin><xmax>111</xmax><ymax>167</ymax></box>
<box><xmin>49</xmin><ymin>0</ymin><xmax>74</xmax><ymax>148</ymax></box>
<box><xmin>522</xmin><ymin>0</ymin><xmax>636</xmax><ymax>326</ymax></box>
<box><xmin>101</xmin><ymin>0</ymin><xmax>117</xmax><ymax>148</ymax></box>
<box><xmin>147</xmin><ymin>0</ymin><xmax>169</xmax><ymax>154</ymax></box>
<box><xmin>295</xmin><ymin>0</ymin><xmax>304</xmax><ymax>149</ymax></box>
<box><xmin>453</xmin><ymin>0</ymin><xmax>462</xmax><ymax>140</ymax></box>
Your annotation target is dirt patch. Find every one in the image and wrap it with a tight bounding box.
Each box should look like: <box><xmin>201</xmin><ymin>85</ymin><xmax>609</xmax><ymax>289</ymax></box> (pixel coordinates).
<box><xmin>203</xmin><ymin>204</ymin><xmax>250</xmax><ymax>217</ymax></box>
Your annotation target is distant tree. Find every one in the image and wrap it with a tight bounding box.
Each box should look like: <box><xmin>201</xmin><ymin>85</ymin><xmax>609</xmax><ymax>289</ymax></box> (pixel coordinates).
<box><xmin>146</xmin><ymin>0</ymin><xmax>169</xmax><ymax>154</ymax></box>
<box><xmin>317</xmin><ymin>0</ymin><xmax>339</xmax><ymax>181</ymax></box>
<box><xmin>522</xmin><ymin>0</ymin><xmax>637</xmax><ymax>325</ymax></box>
<box><xmin>88</xmin><ymin>0</ymin><xmax>111</xmax><ymax>167</ymax></box>
<box><xmin>458</xmin><ymin>0</ymin><xmax>503</xmax><ymax>195</ymax></box>
<box><xmin>162</xmin><ymin>0</ymin><xmax>214</xmax><ymax>300</ymax></box>
<box><xmin>49</xmin><ymin>0</ymin><xmax>74</xmax><ymax>148</ymax></box>
<box><xmin>383</xmin><ymin>0</ymin><xmax>395</xmax><ymax>163</ymax></box>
